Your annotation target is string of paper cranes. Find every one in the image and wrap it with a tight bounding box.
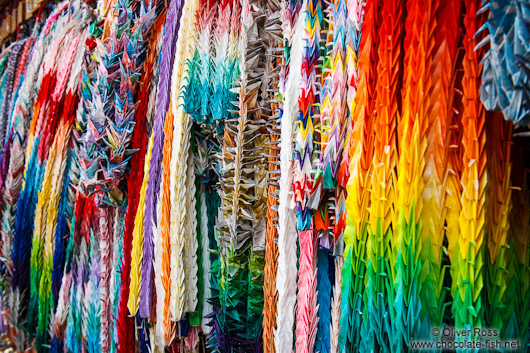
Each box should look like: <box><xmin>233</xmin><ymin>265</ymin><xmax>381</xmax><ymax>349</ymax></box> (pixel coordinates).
<box><xmin>0</xmin><ymin>0</ymin><xmax>528</xmax><ymax>352</ymax></box>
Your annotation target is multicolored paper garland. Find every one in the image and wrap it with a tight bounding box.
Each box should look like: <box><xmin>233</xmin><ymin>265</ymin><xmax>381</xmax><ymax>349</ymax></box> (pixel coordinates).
<box><xmin>0</xmin><ymin>0</ymin><xmax>528</xmax><ymax>352</ymax></box>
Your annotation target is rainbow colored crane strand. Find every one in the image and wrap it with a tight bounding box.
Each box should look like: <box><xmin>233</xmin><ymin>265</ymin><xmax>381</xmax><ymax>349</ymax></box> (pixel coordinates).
<box><xmin>0</xmin><ymin>1</ymin><xmax>529</xmax><ymax>352</ymax></box>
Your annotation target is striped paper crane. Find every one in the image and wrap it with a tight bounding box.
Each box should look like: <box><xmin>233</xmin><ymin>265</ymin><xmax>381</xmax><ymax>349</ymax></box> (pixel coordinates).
<box><xmin>364</xmin><ymin>0</ymin><xmax>403</xmax><ymax>350</ymax></box>
<box><xmin>451</xmin><ymin>0</ymin><xmax>487</xmax><ymax>336</ymax></box>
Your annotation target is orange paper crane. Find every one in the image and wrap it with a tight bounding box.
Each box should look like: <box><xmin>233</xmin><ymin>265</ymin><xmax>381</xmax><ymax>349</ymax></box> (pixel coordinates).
<box><xmin>393</xmin><ymin>0</ymin><xmax>438</xmax><ymax>345</ymax></box>
<box><xmin>452</xmin><ymin>0</ymin><xmax>487</xmax><ymax>332</ymax></box>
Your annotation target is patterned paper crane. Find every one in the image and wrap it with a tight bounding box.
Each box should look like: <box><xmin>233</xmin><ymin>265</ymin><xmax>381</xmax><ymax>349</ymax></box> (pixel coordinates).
<box><xmin>451</xmin><ymin>0</ymin><xmax>488</xmax><ymax>336</ymax></box>
<box><xmin>479</xmin><ymin>0</ymin><xmax>530</xmax><ymax>126</ymax></box>
<box><xmin>294</xmin><ymin>1</ymin><xmax>323</xmax><ymax>352</ymax></box>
